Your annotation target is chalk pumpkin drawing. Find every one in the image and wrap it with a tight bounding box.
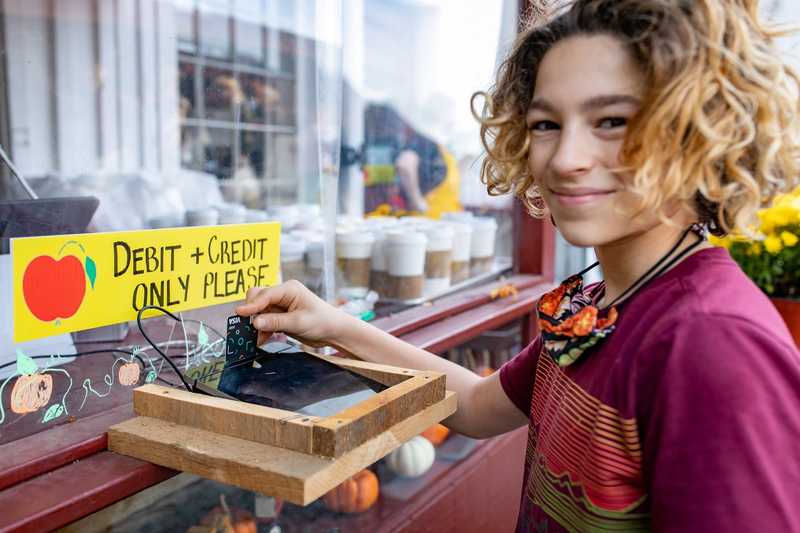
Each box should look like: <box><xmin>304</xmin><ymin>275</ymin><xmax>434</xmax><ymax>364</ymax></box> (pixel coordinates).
<box><xmin>1</xmin><ymin>319</ymin><xmax>222</xmax><ymax>439</ymax></box>
<box><xmin>21</xmin><ymin>240</ymin><xmax>97</xmax><ymax>323</ymax></box>
<box><xmin>10</xmin><ymin>374</ymin><xmax>53</xmax><ymax>414</ymax></box>
<box><xmin>118</xmin><ymin>362</ymin><xmax>141</xmax><ymax>386</ymax></box>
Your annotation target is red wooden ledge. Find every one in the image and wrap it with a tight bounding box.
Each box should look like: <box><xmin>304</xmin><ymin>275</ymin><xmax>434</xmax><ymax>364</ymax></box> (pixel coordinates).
<box><xmin>0</xmin><ymin>451</ymin><xmax>175</xmax><ymax>532</ymax></box>
<box><xmin>400</xmin><ymin>282</ymin><xmax>553</xmax><ymax>354</ymax></box>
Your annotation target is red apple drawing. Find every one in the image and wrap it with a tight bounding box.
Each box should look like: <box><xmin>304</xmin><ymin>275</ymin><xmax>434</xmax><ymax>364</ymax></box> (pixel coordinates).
<box><xmin>22</xmin><ymin>255</ymin><xmax>86</xmax><ymax>322</ymax></box>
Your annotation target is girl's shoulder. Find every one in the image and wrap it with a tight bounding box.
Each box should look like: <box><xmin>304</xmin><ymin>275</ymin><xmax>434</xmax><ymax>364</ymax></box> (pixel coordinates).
<box><xmin>623</xmin><ymin>246</ymin><xmax>797</xmax><ymax>359</ymax></box>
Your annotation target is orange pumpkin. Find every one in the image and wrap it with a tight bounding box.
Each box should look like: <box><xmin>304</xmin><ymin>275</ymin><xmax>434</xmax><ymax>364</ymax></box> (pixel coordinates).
<box><xmin>10</xmin><ymin>374</ymin><xmax>53</xmax><ymax>414</ymax></box>
<box><xmin>420</xmin><ymin>423</ymin><xmax>450</xmax><ymax>446</ymax></box>
<box><xmin>199</xmin><ymin>506</ymin><xmax>256</xmax><ymax>533</ymax></box>
<box><xmin>322</xmin><ymin>469</ymin><xmax>379</xmax><ymax>513</ymax></box>
<box><xmin>118</xmin><ymin>362</ymin><xmax>141</xmax><ymax>386</ymax></box>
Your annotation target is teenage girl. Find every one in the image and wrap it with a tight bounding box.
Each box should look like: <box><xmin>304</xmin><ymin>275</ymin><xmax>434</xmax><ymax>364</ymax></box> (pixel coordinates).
<box><xmin>237</xmin><ymin>1</ymin><xmax>800</xmax><ymax>530</ymax></box>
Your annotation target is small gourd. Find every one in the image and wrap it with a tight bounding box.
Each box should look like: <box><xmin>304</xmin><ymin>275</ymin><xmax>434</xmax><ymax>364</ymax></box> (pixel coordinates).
<box><xmin>385</xmin><ymin>436</ymin><xmax>435</xmax><ymax>478</ymax></box>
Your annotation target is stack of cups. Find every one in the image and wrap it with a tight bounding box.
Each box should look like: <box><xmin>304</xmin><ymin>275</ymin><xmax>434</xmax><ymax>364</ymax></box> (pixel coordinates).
<box><xmin>449</xmin><ymin>222</ymin><xmax>473</xmax><ymax>283</ymax></box>
<box><xmin>470</xmin><ymin>216</ymin><xmax>498</xmax><ymax>275</ymax></box>
<box><xmin>186</xmin><ymin>207</ymin><xmax>219</xmax><ymax>227</ymax></box>
<box><xmin>280</xmin><ymin>238</ymin><xmax>307</xmax><ymax>284</ymax></box>
<box><xmin>336</xmin><ymin>229</ymin><xmax>375</xmax><ymax>295</ymax></box>
<box><xmin>385</xmin><ymin>229</ymin><xmax>428</xmax><ymax>300</ymax></box>
<box><xmin>422</xmin><ymin>222</ymin><xmax>454</xmax><ymax>296</ymax></box>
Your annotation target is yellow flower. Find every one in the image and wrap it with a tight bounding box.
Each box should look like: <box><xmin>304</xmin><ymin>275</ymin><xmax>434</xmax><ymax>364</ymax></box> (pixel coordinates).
<box><xmin>709</xmin><ymin>235</ymin><xmax>731</xmax><ymax>249</ymax></box>
<box><xmin>748</xmin><ymin>242</ymin><xmax>762</xmax><ymax>256</ymax></box>
<box><xmin>764</xmin><ymin>234</ymin><xmax>783</xmax><ymax>254</ymax></box>
<box><xmin>780</xmin><ymin>231</ymin><xmax>798</xmax><ymax>247</ymax></box>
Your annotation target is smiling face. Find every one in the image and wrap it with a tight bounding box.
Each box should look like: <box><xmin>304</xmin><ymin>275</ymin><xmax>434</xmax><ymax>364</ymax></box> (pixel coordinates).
<box><xmin>527</xmin><ymin>34</ymin><xmax>670</xmax><ymax>247</ymax></box>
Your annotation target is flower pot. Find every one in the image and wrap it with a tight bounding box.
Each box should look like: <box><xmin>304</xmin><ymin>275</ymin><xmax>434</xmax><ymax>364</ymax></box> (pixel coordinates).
<box><xmin>771</xmin><ymin>298</ymin><xmax>800</xmax><ymax>348</ymax></box>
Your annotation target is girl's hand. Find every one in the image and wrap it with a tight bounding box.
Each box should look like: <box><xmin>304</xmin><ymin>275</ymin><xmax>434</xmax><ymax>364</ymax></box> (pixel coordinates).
<box><xmin>234</xmin><ymin>280</ymin><xmax>352</xmax><ymax>348</ymax></box>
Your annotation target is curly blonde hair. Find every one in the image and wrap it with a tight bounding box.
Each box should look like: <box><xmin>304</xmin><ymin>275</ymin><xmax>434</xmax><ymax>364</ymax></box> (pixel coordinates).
<box><xmin>474</xmin><ymin>0</ymin><xmax>800</xmax><ymax>236</ymax></box>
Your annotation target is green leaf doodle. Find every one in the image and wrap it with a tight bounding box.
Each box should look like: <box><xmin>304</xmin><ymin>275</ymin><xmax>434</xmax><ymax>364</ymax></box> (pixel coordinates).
<box><xmin>16</xmin><ymin>349</ymin><xmax>38</xmax><ymax>376</ymax></box>
<box><xmin>145</xmin><ymin>371</ymin><xmax>157</xmax><ymax>383</ymax></box>
<box><xmin>42</xmin><ymin>403</ymin><xmax>64</xmax><ymax>423</ymax></box>
<box><xmin>85</xmin><ymin>255</ymin><xmax>97</xmax><ymax>289</ymax></box>
<box><xmin>197</xmin><ymin>323</ymin><xmax>209</xmax><ymax>346</ymax></box>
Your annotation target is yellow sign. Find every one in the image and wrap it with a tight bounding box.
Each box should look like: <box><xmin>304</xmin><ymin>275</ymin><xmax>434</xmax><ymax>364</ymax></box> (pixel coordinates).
<box><xmin>12</xmin><ymin>223</ymin><xmax>280</xmax><ymax>342</ymax></box>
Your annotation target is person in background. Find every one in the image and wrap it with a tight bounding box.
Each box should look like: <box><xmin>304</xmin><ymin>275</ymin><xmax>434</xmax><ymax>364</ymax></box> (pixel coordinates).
<box><xmin>363</xmin><ymin>103</ymin><xmax>461</xmax><ymax>218</ymax></box>
<box><xmin>238</xmin><ymin>1</ymin><xmax>800</xmax><ymax>530</ymax></box>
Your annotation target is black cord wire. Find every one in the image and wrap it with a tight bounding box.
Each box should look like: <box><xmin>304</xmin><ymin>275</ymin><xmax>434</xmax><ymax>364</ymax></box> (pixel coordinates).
<box><xmin>0</xmin><ymin>349</ymin><xmax>144</xmax><ymax>373</ymax></box>
<box><xmin>182</xmin><ymin>318</ymin><xmax>225</xmax><ymax>341</ymax></box>
<box><xmin>136</xmin><ymin>305</ymin><xmax>195</xmax><ymax>391</ymax></box>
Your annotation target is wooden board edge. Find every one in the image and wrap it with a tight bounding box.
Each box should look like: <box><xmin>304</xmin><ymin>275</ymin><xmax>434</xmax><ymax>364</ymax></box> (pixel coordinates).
<box><xmin>312</xmin><ymin>372</ymin><xmax>446</xmax><ymax>457</ymax></box>
<box><xmin>302</xmin><ymin>390</ymin><xmax>458</xmax><ymax>503</ymax></box>
<box><xmin>107</xmin><ymin>391</ymin><xmax>458</xmax><ymax>506</ymax></box>
<box><xmin>107</xmin><ymin>421</ymin><xmax>308</xmax><ymax>504</ymax></box>
<box><xmin>133</xmin><ymin>385</ymin><xmax>319</xmax><ymax>454</ymax></box>
<box><xmin>312</xmin><ymin>353</ymin><xmax>421</xmax><ymax>387</ymax></box>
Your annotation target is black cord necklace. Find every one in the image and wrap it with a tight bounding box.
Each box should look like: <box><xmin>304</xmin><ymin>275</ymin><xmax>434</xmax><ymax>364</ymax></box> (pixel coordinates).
<box><xmin>577</xmin><ymin>224</ymin><xmax>706</xmax><ymax>310</ymax></box>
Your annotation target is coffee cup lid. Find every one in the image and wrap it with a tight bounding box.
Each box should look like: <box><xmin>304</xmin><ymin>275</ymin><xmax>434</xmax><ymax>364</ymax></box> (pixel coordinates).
<box><xmin>386</xmin><ymin>229</ymin><xmax>428</xmax><ymax>246</ymax></box>
<box><xmin>336</xmin><ymin>229</ymin><xmax>375</xmax><ymax>245</ymax></box>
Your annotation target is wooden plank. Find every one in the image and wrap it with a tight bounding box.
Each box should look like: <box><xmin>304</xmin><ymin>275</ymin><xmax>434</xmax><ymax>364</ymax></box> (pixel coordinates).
<box><xmin>132</xmin><ymin>355</ymin><xmax>445</xmax><ymax>459</ymax></box>
<box><xmin>108</xmin><ymin>392</ymin><xmax>457</xmax><ymax>505</ymax></box>
<box><xmin>133</xmin><ymin>384</ymin><xmax>320</xmax><ymax>454</ymax></box>
<box><xmin>312</xmin><ymin>372</ymin><xmax>446</xmax><ymax>458</ymax></box>
<box><xmin>314</xmin><ymin>353</ymin><xmax>419</xmax><ymax>386</ymax></box>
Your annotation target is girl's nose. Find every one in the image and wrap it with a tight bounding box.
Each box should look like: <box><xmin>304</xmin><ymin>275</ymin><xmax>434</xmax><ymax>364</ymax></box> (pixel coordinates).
<box><xmin>550</xmin><ymin>126</ymin><xmax>594</xmax><ymax>177</ymax></box>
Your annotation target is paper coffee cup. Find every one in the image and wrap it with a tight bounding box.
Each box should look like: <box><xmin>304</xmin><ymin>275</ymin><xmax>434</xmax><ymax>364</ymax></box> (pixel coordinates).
<box><xmin>385</xmin><ymin>230</ymin><xmax>427</xmax><ymax>300</ymax></box>
<box><xmin>470</xmin><ymin>216</ymin><xmax>497</xmax><ymax>275</ymax></box>
<box><xmin>422</xmin><ymin>223</ymin><xmax>453</xmax><ymax>294</ymax></box>
<box><xmin>449</xmin><ymin>222</ymin><xmax>473</xmax><ymax>282</ymax></box>
<box><xmin>336</xmin><ymin>229</ymin><xmax>375</xmax><ymax>291</ymax></box>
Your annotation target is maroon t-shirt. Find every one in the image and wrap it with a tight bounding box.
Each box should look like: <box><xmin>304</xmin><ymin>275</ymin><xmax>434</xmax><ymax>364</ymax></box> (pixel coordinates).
<box><xmin>500</xmin><ymin>247</ymin><xmax>800</xmax><ymax>532</ymax></box>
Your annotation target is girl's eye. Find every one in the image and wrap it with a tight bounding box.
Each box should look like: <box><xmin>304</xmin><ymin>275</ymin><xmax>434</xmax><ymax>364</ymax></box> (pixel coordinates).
<box><xmin>598</xmin><ymin>117</ymin><xmax>627</xmax><ymax>129</ymax></box>
<box><xmin>530</xmin><ymin>120</ymin><xmax>559</xmax><ymax>132</ymax></box>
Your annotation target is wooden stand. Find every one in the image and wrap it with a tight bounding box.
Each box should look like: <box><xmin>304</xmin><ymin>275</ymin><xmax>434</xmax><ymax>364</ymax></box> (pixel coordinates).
<box><xmin>108</xmin><ymin>354</ymin><xmax>456</xmax><ymax>505</ymax></box>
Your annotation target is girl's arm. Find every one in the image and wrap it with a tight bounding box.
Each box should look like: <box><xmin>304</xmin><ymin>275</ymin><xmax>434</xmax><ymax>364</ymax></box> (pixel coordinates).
<box><xmin>236</xmin><ymin>281</ymin><xmax>529</xmax><ymax>438</ymax></box>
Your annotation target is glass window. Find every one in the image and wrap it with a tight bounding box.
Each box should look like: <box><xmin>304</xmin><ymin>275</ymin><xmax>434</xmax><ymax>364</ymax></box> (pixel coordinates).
<box><xmin>0</xmin><ymin>0</ymin><xmax>343</xmax><ymax>447</ymax></box>
<box><xmin>0</xmin><ymin>0</ymin><xmax>520</xmax><ymax>450</ymax></box>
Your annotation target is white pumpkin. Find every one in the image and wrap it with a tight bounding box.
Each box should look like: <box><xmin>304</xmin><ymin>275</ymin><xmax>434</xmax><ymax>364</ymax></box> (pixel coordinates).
<box><xmin>385</xmin><ymin>436</ymin><xmax>435</xmax><ymax>478</ymax></box>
